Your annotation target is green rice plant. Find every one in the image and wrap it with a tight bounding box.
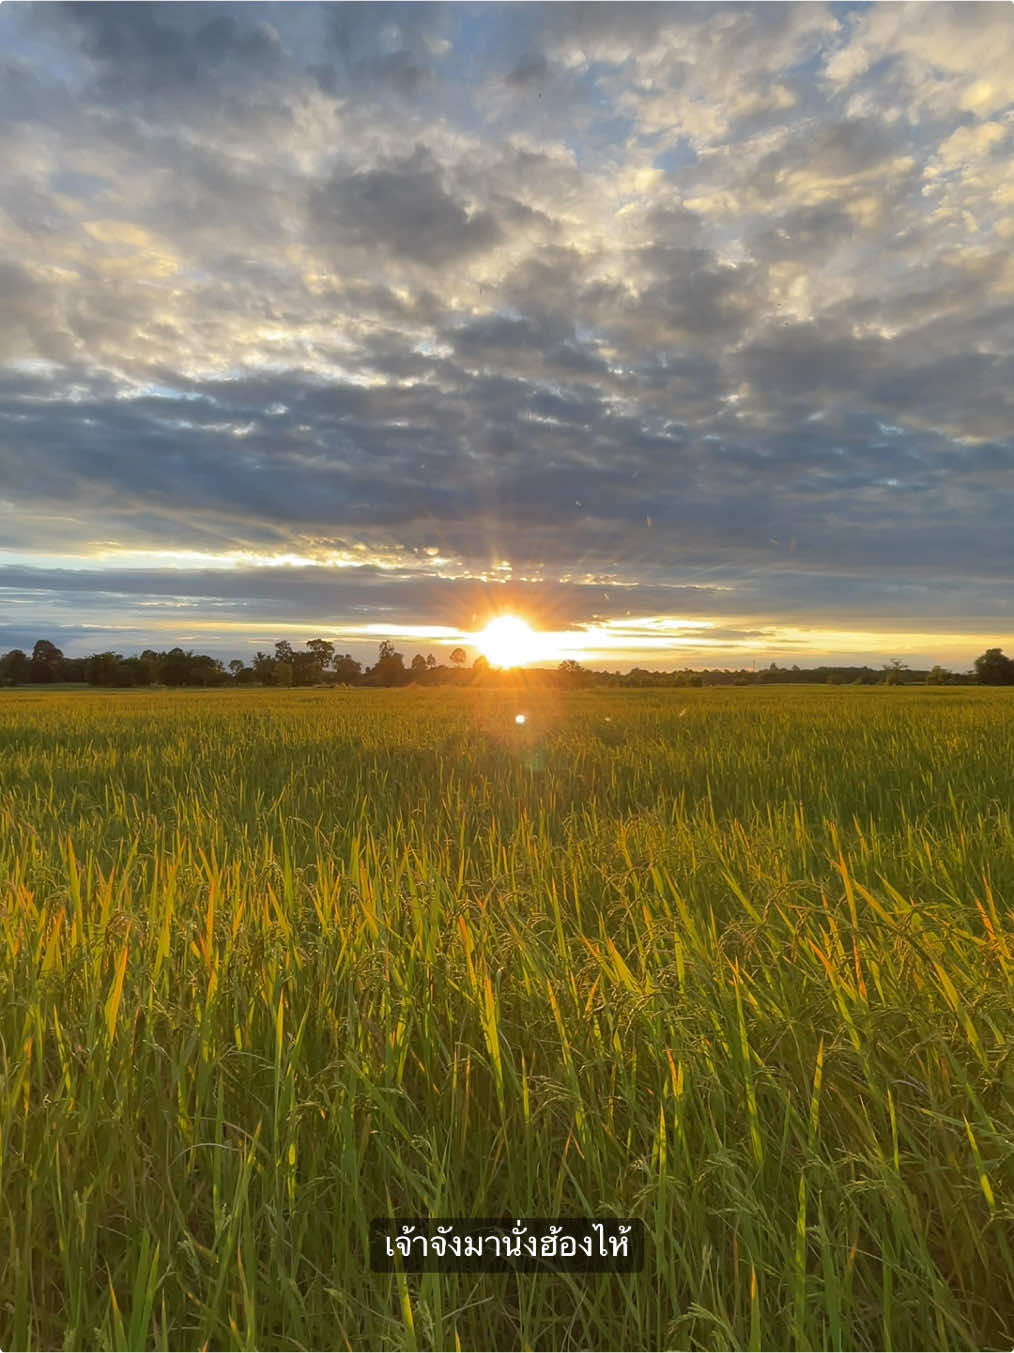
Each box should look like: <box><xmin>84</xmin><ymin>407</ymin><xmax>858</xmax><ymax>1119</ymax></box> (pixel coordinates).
<box><xmin>0</xmin><ymin>684</ymin><xmax>1012</xmax><ymax>1349</ymax></box>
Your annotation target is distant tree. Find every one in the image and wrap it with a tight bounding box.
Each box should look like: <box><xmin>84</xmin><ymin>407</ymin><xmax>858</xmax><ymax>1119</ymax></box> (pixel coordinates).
<box><xmin>974</xmin><ymin>648</ymin><xmax>1014</xmax><ymax>685</ymax></box>
<box><xmin>85</xmin><ymin>651</ymin><xmax>124</xmax><ymax>686</ymax></box>
<box><xmin>274</xmin><ymin>660</ymin><xmax>293</xmax><ymax>687</ymax></box>
<box><xmin>133</xmin><ymin>653</ymin><xmax>159</xmax><ymax>684</ymax></box>
<box><xmin>333</xmin><ymin>653</ymin><xmax>362</xmax><ymax>684</ymax></box>
<box><xmin>274</xmin><ymin>640</ymin><xmax>295</xmax><ymax>665</ymax></box>
<box><xmin>926</xmin><ymin>665</ymin><xmax>952</xmax><ymax>685</ymax></box>
<box><xmin>425</xmin><ymin>653</ymin><xmax>436</xmax><ymax>670</ymax></box>
<box><xmin>31</xmin><ymin>639</ymin><xmax>64</xmax><ymax>683</ymax></box>
<box><xmin>449</xmin><ymin>647</ymin><xmax>466</xmax><ymax>667</ymax></box>
<box><xmin>558</xmin><ymin>658</ymin><xmax>586</xmax><ymax>687</ymax></box>
<box><xmin>120</xmin><ymin>655</ymin><xmax>155</xmax><ymax>686</ymax></box>
<box><xmin>307</xmin><ymin>638</ymin><xmax>335</xmax><ymax>670</ymax></box>
<box><xmin>234</xmin><ymin>666</ymin><xmax>256</xmax><ymax>685</ymax></box>
<box><xmin>371</xmin><ymin>641</ymin><xmax>407</xmax><ymax>686</ymax></box>
<box><xmin>252</xmin><ymin>651</ymin><xmax>276</xmax><ymax>684</ymax></box>
<box><xmin>160</xmin><ymin>648</ymin><xmax>193</xmax><ymax>687</ymax></box>
<box><xmin>410</xmin><ymin>653</ymin><xmax>427</xmax><ymax>675</ymax></box>
<box><xmin>292</xmin><ymin>649</ymin><xmax>328</xmax><ymax>686</ymax></box>
<box><xmin>472</xmin><ymin>654</ymin><xmax>490</xmax><ymax>674</ymax></box>
<box><xmin>0</xmin><ymin>648</ymin><xmax>31</xmax><ymax>685</ymax></box>
<box><xmin>185</xmin><ymin>654</ymin><xmax>227</xmax><ymax>686</ymax></box>
<box><xmin>881</xmin><ymin>658</ymin><xmax>908</xmax><ymax>686</ymax></box>
<box><xmin>228</xmin><ymin>659</ymin><xmax>244</xmax><ymax>678</ymax></box>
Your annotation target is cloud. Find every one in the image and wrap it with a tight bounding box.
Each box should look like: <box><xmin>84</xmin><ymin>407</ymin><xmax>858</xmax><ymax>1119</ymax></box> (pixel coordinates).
<box><xmin>935</xmin><ymin>120</ymin><xmax>1008</xmax><ymax>169</ymax></box>
<box><xmin>310</xmin><ymin>146</ymin><xmax>502</xmax><ymax>269</ymax></box>
<box><xmin>824</xmin><ymin>3</ymin><xmax>1014</xmax><ymax>118</ymax></box>
<box><xmin>50</xmin><ymin>2</ymin><xmax>284</xmax><ymax>100</ymax></box>
<box><xmin>0</xmin><ymin>2</ymin><xmax>1011</xmax><ymax>665</ymax></box>
<box><xmin>505</xmin><ymin>53</ymin><xmax>549</xmax><ymax>91</ymax></box>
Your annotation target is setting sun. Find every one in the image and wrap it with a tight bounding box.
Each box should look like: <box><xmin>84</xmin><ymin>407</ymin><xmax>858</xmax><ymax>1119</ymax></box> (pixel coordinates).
<box><xmin>474</xmin><ymin>615</ymin><xmax>544</xmax><ymax>668</ymax></box>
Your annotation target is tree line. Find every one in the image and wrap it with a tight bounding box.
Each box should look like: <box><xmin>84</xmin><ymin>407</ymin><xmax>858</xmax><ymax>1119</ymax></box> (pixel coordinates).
<box><xmin>2</xmin><ymin>638</ymin><xmax>1013</xmax><ymax>689</ymax></box>
<box><xmin>0</xmin><ymin>638</ymin><xmax>473</xmax><ymax>689</ymax></box>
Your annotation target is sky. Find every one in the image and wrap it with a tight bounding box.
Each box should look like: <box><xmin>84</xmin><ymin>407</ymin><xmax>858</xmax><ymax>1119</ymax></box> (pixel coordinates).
<box><xmin>1</xmin><ymin>1</ymin><xmax>1012</xmax><ymax>671</ymax></box>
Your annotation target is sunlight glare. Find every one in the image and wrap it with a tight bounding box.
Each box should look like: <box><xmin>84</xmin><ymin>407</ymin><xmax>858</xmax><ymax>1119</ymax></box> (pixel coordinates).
<box><xmin>475</xmin><ymin>615</ymin><xmax>544</xmax><ymax>667</ymax></box>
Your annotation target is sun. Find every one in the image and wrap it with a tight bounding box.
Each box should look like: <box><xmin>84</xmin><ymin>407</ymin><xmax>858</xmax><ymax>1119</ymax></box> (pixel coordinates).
<box><xmin>474</xmin><ymin>615</ymin><xmax>543</xmax><ymax>668</ymax></box>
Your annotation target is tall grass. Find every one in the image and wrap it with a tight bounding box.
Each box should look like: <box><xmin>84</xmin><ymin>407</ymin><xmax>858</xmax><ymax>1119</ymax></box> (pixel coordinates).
<box><xmin>1</xmin><ymin>685</ymin><xmax>1013</xmax><ymax>1350</ymax></box>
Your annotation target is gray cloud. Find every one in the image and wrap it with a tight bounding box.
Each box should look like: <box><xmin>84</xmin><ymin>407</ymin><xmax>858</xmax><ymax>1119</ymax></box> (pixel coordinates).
<box><xmin>505</xmin><ymin>53</ymin><xmax>549</xmax><ymax>91</ymax></box>
<box><xmin>48</xmin><ymin>2</ymin><xmax>285</xmax><ymax>99</ymax></box>
<box><xmin>0</xmin><ymin>2</ymin><xmax>1011</xmax><ymax>663</ymax></box>
<box><xmin>311</xmin><ymin>147</ymin><xmax>502</xmax><ymax>268</ymax></box>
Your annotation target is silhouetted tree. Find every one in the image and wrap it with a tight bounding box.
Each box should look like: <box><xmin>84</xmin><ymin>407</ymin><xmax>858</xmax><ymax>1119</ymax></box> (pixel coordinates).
<box><xmin>449</xmin><ymin>647</ymin><xmax>466</xmax><ymax>667</ymax></box>
<box><xmin>0</xmin><ymin>649</ymin><xmax>31</xmax><ymax>685</ymax></box>
<box><xmin>292</xmin><ymin>649</ymin><xmax>325</xmax><ymax>685</ymax></box>
<box><xmin>31</xmin><ymin>639</ymin><xmax>63</xmax><ymax>683</ymax></box>
<box><xmin>85</xmin><ymin>652</ymin><xmax>124</xmax><ymax>686</ymax></box>
<box><xmin>159</xmin><ymin>651</ymin><xmax>226</xmax><ymax>686</ymax></box>
<box><xmin>370</xmin><ymin>641</ymin><xmax>407</xmax><ymax>686</ymax></box>
<box><xmin>333</xmin><ymin>653</ymin><xmax>362</xmax><ymax>683</ymax></box>
<box><xmin>228</xmin><ymin>659</ymin><xmax>244</xmax><ymax>678</ymax></box>
<box><xmin>252</xmin><ymin>651</ymin><xmax>276</xmax><ymax>684</ymax></box>
<box><xmin>121</xmin><ymin>655</ymin><xmax>155</xmax><ymax>686</ymax></box>
<box><xmin>558</xmin><ymin>658</ymin><xmax>587</xmax><ymax>687</ymax></box>
<box><xmin>160</xmin><ymin>648</ymin><xmax>193</xmax><ymax>686</ymax></box>
<box><xmin>307</xmin><ymin>639</ymin><xmax>334</xmax><ymax>670</ymax></box>
<box><xmin>880</xmin><ymin>659</ymin><xmax>908</xmax><ymax>686</ymax></box>
<box><xmin>974</xmin><ymin>648</ymin><xmax>1014</xmax><ymax>685</ymax></box>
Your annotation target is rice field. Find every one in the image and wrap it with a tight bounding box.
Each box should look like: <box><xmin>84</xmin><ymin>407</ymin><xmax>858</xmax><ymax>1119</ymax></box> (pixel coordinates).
<box><xmin>1</xmin><ymin>684</ymin><xmax>1013</xmax><ymax>1352</ymax></box>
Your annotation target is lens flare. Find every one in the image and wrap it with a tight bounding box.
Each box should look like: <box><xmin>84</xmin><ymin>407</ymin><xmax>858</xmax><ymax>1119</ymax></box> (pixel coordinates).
<box><xmin>475</xmin><ymin>615</ymin><xmax>543</xmax><ymax>667</ymax></box>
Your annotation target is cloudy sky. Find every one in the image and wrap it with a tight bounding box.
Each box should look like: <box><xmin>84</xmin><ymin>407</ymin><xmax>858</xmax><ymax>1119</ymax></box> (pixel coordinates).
<box><xmin>1</xmin><ymin>2</ymin><xmax>1012</xmax><ymax>669</ymax></box>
